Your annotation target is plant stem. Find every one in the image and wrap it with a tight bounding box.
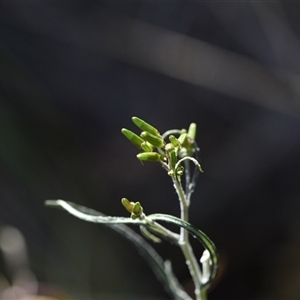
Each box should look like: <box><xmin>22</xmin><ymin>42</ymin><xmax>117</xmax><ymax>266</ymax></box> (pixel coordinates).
<box><xmin>200</xmin><ymin>287</ymin><xmax>208</xmax><ymax>300</ymax></box>
<box><xmin>172</xmin><ymin>177</ymin><xmax>205</xmax><ymax>300</ymax></box>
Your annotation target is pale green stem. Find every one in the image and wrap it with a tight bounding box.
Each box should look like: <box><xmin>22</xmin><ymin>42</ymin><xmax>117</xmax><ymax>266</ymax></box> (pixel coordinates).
<box><xmin>172</xmin><ymin>177</ymin><xmax>205</xmax><ymax>300</ymax></box>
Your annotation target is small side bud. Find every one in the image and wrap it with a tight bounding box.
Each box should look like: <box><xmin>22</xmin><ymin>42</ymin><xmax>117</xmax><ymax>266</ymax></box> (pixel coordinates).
<box><xmin>176</xmin><ymin>165</ymin><xmax>184</xmax><ymax>177</ymax></box>
<box><xmin>132</xmin><ymin>116</ymin><xmax>160</xmax><ymax>136</ymax></box>
<box><xmin>165</xmin><ymin>143</ymin><xmax>175</xmax><ymax>153</ymax></box>
<box><xmin>122</xmin><ymin>199</ymin><xmax>144</xmax><ymax>219</ymax></box>
<box><xmin>168</xmin><ymin>170</ymin><xmax>174</xmax><ymax>176</ymax></box>
<box><xmin>132</xmin><ymin>202</ymin><xmax>143</xmax><ymax>215</ymax></box>
<box><xmin>141</xmin><ymin>131</ymin><xmax>164</xmax><ymax>148</ymax></box>
<box><xmin>137</xmin><ymin>152</ymin><xmax>161</xmax><ymax>162</ymax></box>
<box><xmin>132</xmin><ymin>202</ymin><xmax>144</xmax><ymax>219</ymax></box>
<box><xmin>121</xmin><ymin>128</ymin><xmax>144</xmax><ymax>149</ymax></box>
<box><xmin>188</xmin><ymin>123</ymin><xmax>197</xmax><ymax>140</ymax></box>
<box><xmin>121</xmin><ymin>198</ymin><xmax>134</xmax><ymax>213</ymax></box>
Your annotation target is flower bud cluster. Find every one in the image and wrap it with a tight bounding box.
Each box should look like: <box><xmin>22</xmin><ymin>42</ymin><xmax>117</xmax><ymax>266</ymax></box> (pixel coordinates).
<box><xmin>165</xmin><ymin>134</ymin><xmax>183</xmax><ymax>178</ymax></box>
<box><xmin>121</xmin><ymin>116</ymin><xmax>198</xmax><ymax>178</ymax></box>
<box><xmin>121</xmin><ymin>116</ymin><xmax>164</xmax><ymax>163</ymax></box>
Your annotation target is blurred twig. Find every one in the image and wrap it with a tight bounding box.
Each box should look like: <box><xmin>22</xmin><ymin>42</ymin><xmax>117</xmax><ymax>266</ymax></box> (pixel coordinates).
<box><xmin>2</xmin><ymin>4</ymin><xmax>300</xmax><ymax>117</ymax></box>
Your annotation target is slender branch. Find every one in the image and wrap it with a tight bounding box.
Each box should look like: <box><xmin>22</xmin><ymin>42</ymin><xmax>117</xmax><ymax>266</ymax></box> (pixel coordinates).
<box><xmin>172</xmin><ymin>176</ymin><xmax>203</xmax><ymax>300</ymax></box>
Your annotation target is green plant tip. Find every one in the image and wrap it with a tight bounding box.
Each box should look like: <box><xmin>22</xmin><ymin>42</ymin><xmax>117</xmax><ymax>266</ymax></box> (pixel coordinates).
<box><xmin>121</xmin><ymin>128</ymin><xmax>144</xmax><ymax>149</ymax></box>
<box><xmin>141</xmin><ymin>131</ymin><xmax>164</xmax><ymax>148</ymax></box>
<box><xmin>132</xmin><ymin>116</ymin><xmax>160</xmax><ymax>136</ymax></box>
<box><xmin>137</xmin><ymin>152</ymin><xmax>161</xmax><ymax>162</ymax></box>
<box><xmin>188</xmin><ymin>123</ymin><xmax>197</xmax><ymax>140</ymax></box>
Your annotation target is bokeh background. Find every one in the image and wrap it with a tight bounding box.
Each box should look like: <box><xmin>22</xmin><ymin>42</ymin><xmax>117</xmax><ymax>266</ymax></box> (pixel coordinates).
<box><xmin>1</xmin><ymin>2</ymin><xmax>300</xmax><ymax>299</ymax></box>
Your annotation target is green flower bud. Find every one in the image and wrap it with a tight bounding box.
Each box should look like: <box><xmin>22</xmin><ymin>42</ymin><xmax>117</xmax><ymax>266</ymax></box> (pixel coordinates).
<box><xmin>178</xmin><ymin>132</ymin><xmax>188</xmax><ymax>146</ymax></box>
<box><xmin>132</xmin><ymin>116</ymin><xmax>160</xmax><ymax>136</ymax></box>
<box><xmin>169</xmin><ymin>135</ymin><xmax>181</xmax><ymax>148</ymax></box>
<box><xmin>121</xmin><ymin>198</ymin><xmax>134</xmax><ymax>213</ymax></box>
<box><xmin>188</xmin><ymin>123</ymin><xmax>197</xmax><ymax>141</ymax></box>
<box><xmin>122</xmin><ymin>199</ymin><xmax>144</xmax><ymax>219</ymax></box>
<box><xmin>140</xmin><ymin>131</ymin><xmax>164</xmax><ymax>148</ymax></box>
<box><xmin>137</xmin><ymin>152</ymin><xmax>161</xmax><ymax>162</ymax></box>
<box><xmin>121</xmin><ymin>128</ymin><xmax>144</xmax><ymax>149</ymax></box>
<box><xmin>141</xmin><ymin>141</ymin><xmax>153</xmax><ymax>152</ymax></box>
<box><xmin>132</xmin><ymin>202</ymin><xmax>143</xmax><ymax>215</ymax></box>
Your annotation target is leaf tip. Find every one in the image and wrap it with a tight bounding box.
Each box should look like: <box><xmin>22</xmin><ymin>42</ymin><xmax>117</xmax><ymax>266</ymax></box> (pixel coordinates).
<box><xmin>45</xmin><ymin>199</ymin><xmax>56</xmax><ymax>206</ymax></box>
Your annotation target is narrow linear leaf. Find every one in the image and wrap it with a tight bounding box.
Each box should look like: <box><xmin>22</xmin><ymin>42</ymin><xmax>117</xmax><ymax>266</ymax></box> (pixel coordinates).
<box><xmin>185</xmin><ymin>141</ymin><xmax>201</xmax><ymax>201</ymax></box>
<box><xmin>45</xmin><ymin>199</ymin><xmax>145</xmax><ymax>225</ymax></box>
<box><xmin>46</xmin><ymin>200</ymin><xmax>191</xmax><ymax>300</ymax></box>
<box><xmin>140</xmin><ymin>225</ymin><xmax>162</xmax><ymax>243</ymax></box>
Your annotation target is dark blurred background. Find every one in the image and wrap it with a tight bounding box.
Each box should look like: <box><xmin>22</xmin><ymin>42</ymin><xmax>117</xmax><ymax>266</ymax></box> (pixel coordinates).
<box><xmin>1</xmin><ymin>2</ymin><xmax>300</xmax><ymax>299</ymax></box>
